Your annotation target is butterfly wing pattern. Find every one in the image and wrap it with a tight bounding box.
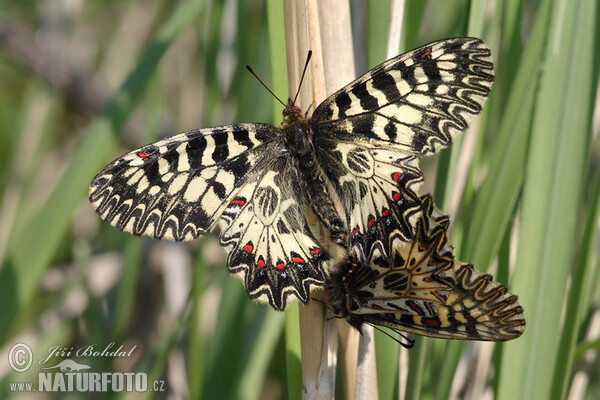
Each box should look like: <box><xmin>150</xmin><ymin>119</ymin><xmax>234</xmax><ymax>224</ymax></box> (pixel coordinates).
<box><xmin>325</xmin><ymin>195</ymin><xmax>526</xmax><ymax>341</ymax></box>
<box><xmin>312</xmin><ymin>37</ymin><xmax>493</xmax><ymax>256</ymax></box>
<box><xmin>90</xmin><ymin>37</ymin><xmax>503</xmax><ymax>314</ymax></box>
<box><xmin>218</xmin><ymin>165</ymin><xmax>329</xmax><ymax>308</ymax></box>
<box><xmin>90</xmin><ymin>123</ymin><xmax>328</xmax><ymax>309</ymax></box>
<box><xmin>312</xmin><ymin>37</ymin><xmax>493</xmax><ymax>155</ymax></box>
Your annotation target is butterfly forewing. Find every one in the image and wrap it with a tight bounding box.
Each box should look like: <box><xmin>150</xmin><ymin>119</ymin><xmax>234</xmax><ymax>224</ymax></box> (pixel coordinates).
<box><xmin>90</xmin><ymin>123</ymin><xmax>278</xmax><ymax>241</ymax></box>
<box><xmin>311</xmin><ymin>37</ymin><xmax>494</xmax><ymax>156</ymax></box>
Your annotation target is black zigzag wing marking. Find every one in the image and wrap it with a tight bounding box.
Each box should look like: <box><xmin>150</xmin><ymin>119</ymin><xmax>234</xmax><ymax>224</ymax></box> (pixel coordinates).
<box><xmin>311</xmin><ymin>37</ymin><xmax>494</xmax><ymax>156</ymax></box>
<box><xmin>325</xmin><ymin>195</ymin><xmax>525</xmax><ymax>341</ymax></box>
<box><xmin>315</xmin><ymin>139</ymin><xmax>424</xmax><ymax>254</ymax></box>
<box><xmin>219</xmin><ymin>162</ymin><xmax>329</xmax><ymax>310</ymax></box>
<box><xmin>89</xmin><ymin>123</ymin><xmax>280</xmax><ymax>241</ymax></box>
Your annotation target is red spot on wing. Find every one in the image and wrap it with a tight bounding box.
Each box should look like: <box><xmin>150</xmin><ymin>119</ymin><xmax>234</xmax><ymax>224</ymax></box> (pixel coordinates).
<box><xmin>420</xmin><ymin>47</ymin><xmax>432</xmax><ymax>60</ymax></box>
<box><xmin>382</xmin><ymin>208</ymin><xmax>389</xmax><ymax>217</ymax></box>
<box><xmin>418</xmin><ymin>243</ymin><xmax>426</xmax><ymax>251</ymax></box>
<box><xmin>368</xmin><ymin>217</ymin><xmax>376</xmax><ymax>228</ymax></box>
<box><xmin>351</xmin><ymin>227</ymin><xmax>361</xmax><ymax>237</ymax></box>
<box><xmin>138</xmin><ymin>151</ymin><xmax>153</xmax><ymax>161</ymax></box>
<box><xmin>424</xmin><ymin>276</ymin><xmax>433</xmax><ymax>282</ymax></box>
<box><xmin>243</xmin><ymin>243</ymin><xmax>253</xmax><ymax>253</ymax></box>
<box><xmin>369</xmin><ymin>282</ymin><xmax>376</xmax><ymax>289</ymax></box>
<box><xmin>372</xmin><ymin>304</ymin><xmax>384</xmax><ymax>310</ymax></box>
<box><xmin>466</xmin><ymin>314</ymin><xmax>475</xmax><ymax>322</ymax></box>
<box><xmin>392</xmin><ymin>172</ymin><xmax>402</xmax><ymax>182</ymax></box>
<box><xmin>276</xmin><ymin>262</ymin><xmax>285</xmax><ymax>270</ymax></box>
<box><xmin>257</xmin><ymin>258</ymin><xmax>265</xmax><ymax>269</ymax></box>
<box><xmin>393</xmin><ymin>192</ymin><xmax>401</xmax><ymax>201</ymax></box>
<box><xmin>310</xmin><ymin>248</ymin><xmax>322</xmax><ymax>255</ymax></box>
<box><xmin>291</xmin><ymin>257</ymin><xmax>304</xmax><ymax>264</ymax></box>
<box><xmin>231</xmin><ymin>199</ymin><xmax>245</xmax><ymax>206</ymax></box>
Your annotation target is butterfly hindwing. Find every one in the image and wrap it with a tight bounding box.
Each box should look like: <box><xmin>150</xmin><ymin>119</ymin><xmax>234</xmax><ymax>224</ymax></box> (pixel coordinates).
<box><xmin>311</xmin><ymin>37</ymin><xmax>494</xmax><ymax>156</ymax></box>
<box><xmin>315</xmin><ymin>139</ymin><xmax>425</xmax><ymax>254</ymax></box>
<box><xmin>326</xmin><ymin>195</ymin><xmax>525</xmax><ymax>341</ymax></box>
<box><xmin>219</xmin><ymin>165</ymin><xmax>329</xmax><ymax>310</ymax></box>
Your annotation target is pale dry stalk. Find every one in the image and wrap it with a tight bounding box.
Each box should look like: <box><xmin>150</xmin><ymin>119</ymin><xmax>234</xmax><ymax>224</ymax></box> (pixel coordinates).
<box><xmin>283</xmin><ymin>1</ymin><xmax>380</xmax><ymax>399</ymax></box>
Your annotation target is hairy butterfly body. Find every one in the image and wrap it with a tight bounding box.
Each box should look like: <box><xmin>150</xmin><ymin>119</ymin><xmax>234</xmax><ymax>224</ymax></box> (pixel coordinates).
<box><xmin>325</xmin><ymin>195</ymin><xmax>526</xmax><ymax>341</ymax></box>
<box><xmin>90</xmin><ymin>37</ymin><xmax>494</xmax><ymax>310</ymax></box>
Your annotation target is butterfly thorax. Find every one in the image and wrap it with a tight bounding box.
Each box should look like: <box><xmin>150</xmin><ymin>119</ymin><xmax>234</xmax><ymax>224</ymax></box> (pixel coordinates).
<box><xmin>281</xmin><ymin>103</ymin><xmax>347</xmax><ymax>244</ymax></box>
<box><xmin>281</xmin><ymin>106</ymin><xmax>313</xmax><ymax>159</ymax></box>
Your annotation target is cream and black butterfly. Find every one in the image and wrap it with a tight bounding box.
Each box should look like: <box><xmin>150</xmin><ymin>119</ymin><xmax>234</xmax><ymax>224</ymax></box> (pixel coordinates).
<box><xmin>90</xmin><ymin>37</ymin><xmax>494</xmax><ymax>310</ymax></box>
<box><xmin>325</xmin><ymin>195</ymin><xmax>525</xmax><ymax>342</ymax></box>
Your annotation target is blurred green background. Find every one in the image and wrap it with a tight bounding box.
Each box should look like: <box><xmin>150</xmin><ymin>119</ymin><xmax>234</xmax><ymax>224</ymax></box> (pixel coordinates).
<box><xmin>0</xmin><ymin>0</ymin><xmax>598</xmax><ymax>399</ymax></box>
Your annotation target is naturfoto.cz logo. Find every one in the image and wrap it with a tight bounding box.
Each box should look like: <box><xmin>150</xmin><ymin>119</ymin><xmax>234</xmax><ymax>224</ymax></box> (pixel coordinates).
<box><xmin>7</xmin><ymin>343</ymin><xmax>165</xmax><ymax>394</ymax></box>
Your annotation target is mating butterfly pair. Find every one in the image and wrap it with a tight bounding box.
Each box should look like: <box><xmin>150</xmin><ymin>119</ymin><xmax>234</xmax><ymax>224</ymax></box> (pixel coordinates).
<box><xmin>90</xmin><ymin>37</ymin><xmax>524</xmax><ymax>341</ymax></box>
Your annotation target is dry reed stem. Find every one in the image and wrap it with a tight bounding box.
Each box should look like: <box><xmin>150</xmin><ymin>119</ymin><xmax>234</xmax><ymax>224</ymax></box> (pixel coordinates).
<box><xmin>283</xmin><ymin>2</ymin><xmax>334</xmax><ymax>398</ymax></box>
<box><xmin>386</xmin><ymin>0</ymin><xmax>405</xmax><ymax>58</ymax></box>
<box><xmin>313</xmin><ymin>2</ymin><xmax>364</xmax><ymax>395</ymax></box>
<box><xmin>315</xmin><ymin>1</ymin><xmax>380</xmax><ymax>397</ymax></box>
<box><xmin>284</xmin><ymin>1</ymin><xmax>381</xmax><ymax>398</ymax></box>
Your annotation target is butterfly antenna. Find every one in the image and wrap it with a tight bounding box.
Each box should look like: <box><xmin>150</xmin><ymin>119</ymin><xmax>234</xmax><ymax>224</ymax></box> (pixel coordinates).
<box><xmin>245</xmin><ymin>65</ymin><xmax>287</xmax><ymax>108</ymax></box>
<box><xmin>369</xmin><ymin>323</ymin><xmax>415</xmax><ymax>349</ymax></box>
<box><xmin>292</xmin><ymin>50</ymin><xmax>313</xmax><ymax>105</ymax></box>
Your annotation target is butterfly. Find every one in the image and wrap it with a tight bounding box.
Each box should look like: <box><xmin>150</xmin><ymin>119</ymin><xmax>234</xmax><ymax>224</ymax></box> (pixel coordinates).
<box><xmin>89</xmin><ymin>37</ymin><xmax>494</xmax><ymax>310</ymax></box>
<box><xmin>325</xmin><ymin>194</ymin><xmax>526</xmax><ymax>342</ymax></box>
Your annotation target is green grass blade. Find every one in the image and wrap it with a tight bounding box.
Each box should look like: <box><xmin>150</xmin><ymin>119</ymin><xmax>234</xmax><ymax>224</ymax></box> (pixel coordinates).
<box><xmin>237</xmin><ymin>310</ymin><xmax>285</xmax><ymax>400</ymax></box>
<box><xmin>498</xmin><ymin>0</ymin><xmax>597</xmax><ymax>398</ymax></box>
<box><xmin>375</xmin><ymin>330</ymin><xmax>399</xmax><ymax>400</ymax></box>
<box><xmin>0</xmin><ymin>0</ymin><xmax>207</xmax><ymax>344</ymax></box>
<box><xmin>285</xmin><ymin>303</ymin><xmax>302</xmax><ymax>400</ymax></box>
<box><xmin>110</xmin><ymin>237</ymin><xmax>142</xmax><ymax>341</ymax></box>
<box><xmin>432</xmin><ymin>341</ymin><xmax>464</xmax><ymax>400</ymax></box>
<box><xmin>367</xmin><ymin>0</ymin><xmax>392</xmax><ymax>68</ymax></box>
<box><xmin>403</xmin><ymin>337</ymin><xmax>427</xmax><ymax>400</ymax></box>
<box><xmin>189</xmin><ymin>242</ymin><xmax>209</xmax><ymax>400</ymax></box>
<box><xmin>464</xmin><ymin>0</ymin><xmax>551</xmax><ymax>269</ymax></box>
<box><xmin>201</xmin><ymin>276</ymin><xmax>250</xmax><ymax>399</ymax></box>
<box><xmin>551</xmin><ymin>154</ymin><xmax>600</xmax><ymax>399</ymax></box>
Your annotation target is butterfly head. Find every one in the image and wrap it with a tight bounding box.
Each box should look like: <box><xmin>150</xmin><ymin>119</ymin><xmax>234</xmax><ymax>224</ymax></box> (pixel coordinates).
<box><xmin>283</xmin><ymin>101</ymin><xmax>302</xmax><ymax>119</ymax></box>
